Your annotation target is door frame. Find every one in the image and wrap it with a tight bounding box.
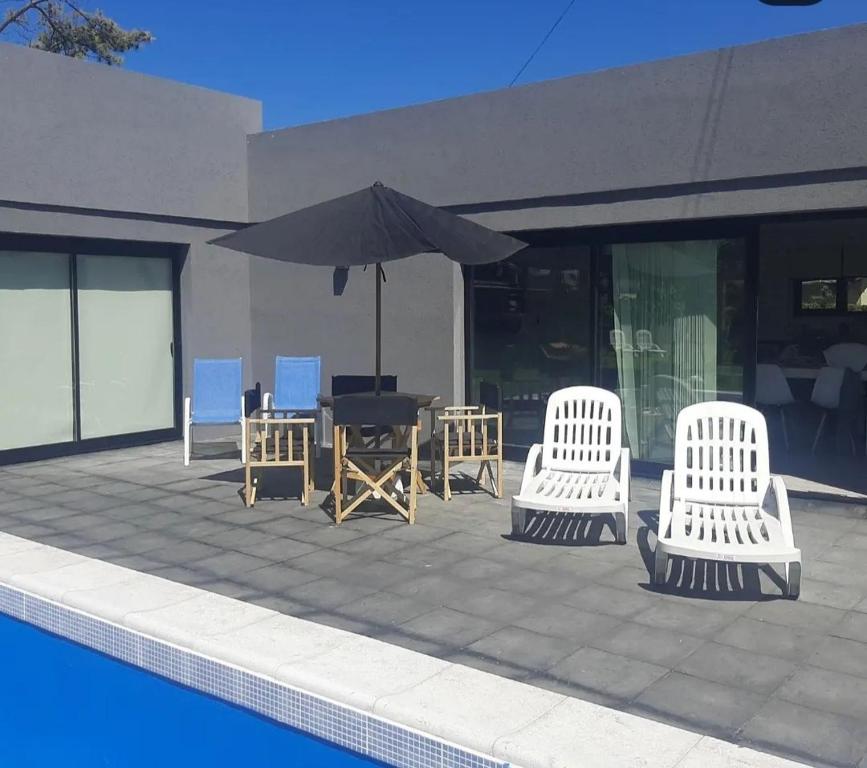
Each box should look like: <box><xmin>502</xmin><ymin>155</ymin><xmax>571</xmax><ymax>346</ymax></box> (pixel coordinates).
<box><xmin>0</xmin><ymin>233</ymin><xmax>184</xmax><ymax>465</ymax></box>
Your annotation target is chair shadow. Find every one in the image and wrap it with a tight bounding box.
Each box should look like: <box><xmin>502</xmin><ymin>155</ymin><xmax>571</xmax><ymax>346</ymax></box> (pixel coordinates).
<box><xmin>502</xmin><ymin>510</ymin><xmax>620</xmax><ymax>547</ymax></box>
<box><xmin>429</xmin><ymin>472</ymin><xmax>498</xmax><ymax>501</ymax></box>
<box><xmin>635</xmin><ymin>509</ymin><xmax>786</xmax><ymax>602</ymax></box>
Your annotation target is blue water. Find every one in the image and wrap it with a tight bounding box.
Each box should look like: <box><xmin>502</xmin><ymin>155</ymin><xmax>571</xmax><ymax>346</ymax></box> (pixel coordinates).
<box><xmin>0</xmin><ymin>613</ymin><xmax>384</xmax><ymax>767</ymax></box>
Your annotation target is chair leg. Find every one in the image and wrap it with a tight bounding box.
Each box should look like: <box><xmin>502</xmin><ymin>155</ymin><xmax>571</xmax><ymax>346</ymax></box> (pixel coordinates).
<box><xmin>614</xmin><ymin>511</ymin><xmax>627</xmax><ymax>545</ymax></box>
<box><xmin>653</xmin><ymin>547</ymin><xmax>668</xmax><ymax>585</ymax></box>
<box><xmin>812</xmin><ymin>412</ymin><xmax>827</xmax><ymax>454</ymax></box>
<box><xmin>511</xmin><ymin>504</ymin><xmax>527</xmax><ymax>536</ymax></box>
<box><xmin>409</xmin><ymin>427</ymin><xmax>418</xmax><ymax>525</ymax></box>
<box><xmin>496</xmin><ymin>452</ymin><xmax>503</xmax><ymax>499</ymax></box>
<box><xmin>302</xmin><ymin>437</ymin><xmax>310</xmax><ymax>507</ymax></box>
<box><xmin>443</xmin><ymin>450</ymin><xmax>451</xmax><ymax>501</ymax></box>
<box><xmin>240</xmin><ymin>417</ymin><xmax>247</xmax><ymax>464</ymax></box>
<box><xmin>245</xmin><ymin>463</ymin><xmax>253</xmax><ymax>507</ymax></box>
<box><xmin>786</xmin><ymin>561</ymin><xmax>801</xmax><ymax>600</ymax></box>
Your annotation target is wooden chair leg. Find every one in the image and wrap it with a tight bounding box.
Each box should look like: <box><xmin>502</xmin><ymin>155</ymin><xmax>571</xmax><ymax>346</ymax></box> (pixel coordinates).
<box><xmin>496</xmin><ymin>452</ymin><xmax>504</xmax><ymax>499</ymax></box>
<box><xmin>245</xmin><ymin>464</ymin><xmax>253</xmax><ymax>507</ymax></box>
<box><xmin>302</xmin><ymin>431</ymin><xmax>310</xmax><ymax>507</ymax></box>
<box><xmin>409</xmin><ymin>426</ymin><xmax>418</xmax><ymax>524</ymax></box>
<box><xmin>812</xmin><ymin>412</ymin><xmax>827</xmax><ymax>454</ymax></box>
<box><xmin>443</xmin><ymin>449</ymin><xmax>451</xmax><ymax>501</ymax></box>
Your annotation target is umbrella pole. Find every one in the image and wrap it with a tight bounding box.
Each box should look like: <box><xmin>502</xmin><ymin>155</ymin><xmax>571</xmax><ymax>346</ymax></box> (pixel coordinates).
<box><xmin>375</xmin><ymin>262</ymin><xmax>382</xmax><ymax>396</ymax></box>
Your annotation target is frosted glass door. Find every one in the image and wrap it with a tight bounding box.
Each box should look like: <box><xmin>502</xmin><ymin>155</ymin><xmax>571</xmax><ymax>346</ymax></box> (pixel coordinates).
<box><xmin>77</xmin><ymin>255</ymin><xmax>174</xmax><ymax>438</ymax></box>
<box><xmin>0</xmin><ymin>252</ymin><xmax>74</xmax><ymax>450</ymax></box>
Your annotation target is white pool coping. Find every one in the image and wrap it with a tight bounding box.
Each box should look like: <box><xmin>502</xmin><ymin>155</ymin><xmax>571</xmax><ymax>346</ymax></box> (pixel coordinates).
<box><xmin>0</xmin><ymin>531</ymin><xmax>809</xmax><ymax>768</ymax></box>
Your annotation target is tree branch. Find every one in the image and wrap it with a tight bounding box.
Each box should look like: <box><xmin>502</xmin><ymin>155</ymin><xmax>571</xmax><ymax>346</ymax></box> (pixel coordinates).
<box><xmin>0</xmin><ymin>0</ymin><xmax>45</xmax><ymax>37</ymax></box>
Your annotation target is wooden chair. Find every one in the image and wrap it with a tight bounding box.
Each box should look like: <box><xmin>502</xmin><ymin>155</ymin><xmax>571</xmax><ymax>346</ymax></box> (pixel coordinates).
<box><xmin>431</xmin><ymin>405</ymin><xmax>503</xmax><ymax>500</ymax></box>
<box><xmin>332</xmin><ymin>394</ymin><xmax>419</xmax><ymax>525</ymax></box>
<box><xmin>245</xmin><ymin>411</ymin><xmax>315</xmax><ymax>507</ymax></box>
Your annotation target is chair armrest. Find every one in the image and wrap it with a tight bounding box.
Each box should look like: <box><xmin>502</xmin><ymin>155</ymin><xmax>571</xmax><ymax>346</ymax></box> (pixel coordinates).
<box><xmin>769</xmin><ymin>475</ymin><xmax>796</xmax><ymax>549</ymax></box>
<box><xmin>658</xmin><ymin>469</ymin><xmax>674</xmax><ymax>542</ymax></box>
<box><xmin>520</xmin><ymin>443</ymin><xmax>543</xmax><ymax>494</ymax></box>
<box><xmin>616</xmin><ymin>447</ymin><xmax>630</xmax><ymax>502</ymax></box>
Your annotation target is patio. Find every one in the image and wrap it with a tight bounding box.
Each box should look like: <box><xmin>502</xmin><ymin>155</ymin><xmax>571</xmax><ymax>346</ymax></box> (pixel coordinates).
<box><xmin>1</xmin><ymin>442</ymin><xmax>867</xmax><ymax>768</ymax></box>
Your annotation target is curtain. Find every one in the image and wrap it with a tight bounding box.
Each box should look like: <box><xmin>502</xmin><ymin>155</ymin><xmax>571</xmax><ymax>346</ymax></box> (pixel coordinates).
<box><xmin>612</xmin><ymin>241</ymin><xmax>719</xmax><ymax>461</ymax></box>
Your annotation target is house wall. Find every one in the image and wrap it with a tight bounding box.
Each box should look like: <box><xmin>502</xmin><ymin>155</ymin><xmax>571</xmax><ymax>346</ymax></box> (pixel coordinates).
<box><xmin>0</xmin><ymin>45</ymin><xmax>262</xmax><ymax>410</ymax></box>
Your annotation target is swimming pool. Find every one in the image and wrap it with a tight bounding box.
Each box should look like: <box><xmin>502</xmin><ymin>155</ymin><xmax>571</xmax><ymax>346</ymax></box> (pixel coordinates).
<box><xmin>0</xmin><ymin>612</ymin><xmax>385</xmax><ymax>767</ymax></box>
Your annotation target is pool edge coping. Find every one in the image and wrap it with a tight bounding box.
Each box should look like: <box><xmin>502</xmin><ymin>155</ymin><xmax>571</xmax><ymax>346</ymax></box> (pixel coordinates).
<box><xmin>0</xmin><ymin>532</ymin><xmax>811</xmax><ymax>768</ymax></box>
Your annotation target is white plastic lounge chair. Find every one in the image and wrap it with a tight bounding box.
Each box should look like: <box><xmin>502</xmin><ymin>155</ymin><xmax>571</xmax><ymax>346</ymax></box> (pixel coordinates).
<box><xmin>655</xmin><ymin>401</ymin><xmax>801</xmax><ymax>598</ymax></box>
<box><xmin>511</xmin><ymin>386</ymin><xmax>630</xmax><ymax>544</ymax></box>
<box><xmin>184</xmin><ymin>358</ymin><xmax>247</xmax><ymax>466</ymax></box>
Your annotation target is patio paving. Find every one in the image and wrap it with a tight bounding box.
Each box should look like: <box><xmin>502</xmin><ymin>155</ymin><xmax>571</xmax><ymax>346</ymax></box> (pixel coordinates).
<box><xmin>2</xmin><ymin>442</ymin><xmax>867</xmax><ymax>767</ymax></box>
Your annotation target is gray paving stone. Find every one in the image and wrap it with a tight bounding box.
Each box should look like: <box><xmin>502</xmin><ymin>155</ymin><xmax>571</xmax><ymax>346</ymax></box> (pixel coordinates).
<box><xmin>442</xmin><ymin>586</ymin><xmax>537</xmax><ymax>624</ymax></box>
<box><xmin>464</xmin><ymin>626</ymin><xmax>576</xmax><ymax>673</ymax></box>
<box><xmin>809</xmin><ymin>636</ymin><xmax>867</xmax><ymax>678</ymax></box>
<box><xmin>381</xmin><ymin>542</ymin><xmax>467</xmax><ymax>569</ymax></box>
<box><xmin>336</xmin><ymin>591</ymin><xmax>437</xmax><ymax>629</ymax></box>
<box><xmin>590</xmin><ymin>622</ymin><xmax>703</xmax><ymax>667</ymax></box>
<box><xmin>634</xmin><ymin>672</ymin><xmax>765</xmax><ymax>735</ymax></box>
<box><xmin>514</xmin><ymin>601</ymin><xmax>621</xmax><ymax>642</ymax></box>
<box><xmin>332</xmin><ymin>534</ymin><xmax>411</xmax><ymax>558</ymax></box>
<box><xmin>674</xmin><ymin>641</ymin><xmax>797</xmax><ymax>695</ymax></box>
<box><xmin>193</xmin><ymin>551</ymin><xmax>274</xmax><ymax>579</ymax></box>
<box><xmin>741</xmin><ymin>699</ymin><xmax>867</xmax><ymax>768</ymax></box>
<box><xmin>715</xmin><ymin>616</ymin><xmax>824</xmax><ymax>662</ymax></box>
<box><xmin>548</xmin><ymin>647</ymin><xmax>667</xmax><ymax>701</ymax></box>
<box><xmin>236</xmin><ymin>563</ymin><xmax>322</xmax><ymax>593</ymax></box>
<box><xmin>288</xmin><ymin>576</ymin><xmax>378</xmax><ymax>610</ymax></box>
<box><xmin>150</xmin><ymin>540</ymin><xmax>223</xmax><ymax>565</ymax></box>
<box><xmin>396</xmin><ymin>607</ymin><xmax>500</xmax><ymax>648</ymax></box>
<box><xmin>558</xmin><ymin>583</ymin><xmax>658</xmax><ymax>619</ymax></box>
<box><xmin>778</xmin><ymin>665</ymin><xmax>867</xmax><ymax>721</ymax></box>
<box><xmin>837</xmin><ymin>611</ymin><xmax>867</xmax><ymax>643</ymax></box>
<box><xmin>633</xmin><ymin>598</ymin><xmax>740</xmax><ymax>637</ymax></box>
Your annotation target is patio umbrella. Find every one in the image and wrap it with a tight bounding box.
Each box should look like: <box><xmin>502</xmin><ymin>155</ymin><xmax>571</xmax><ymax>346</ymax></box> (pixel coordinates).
<box><xmin>210</xmin><ymin>182</ymin><xmax>526</xmax><ymax>393</ymax></box>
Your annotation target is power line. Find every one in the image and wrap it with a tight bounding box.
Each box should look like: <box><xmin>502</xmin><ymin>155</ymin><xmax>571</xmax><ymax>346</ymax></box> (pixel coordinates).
<box><xmin>508</xmin><ymin>0</ymin><xmax>577</xmax><ymax>87</ymax></box>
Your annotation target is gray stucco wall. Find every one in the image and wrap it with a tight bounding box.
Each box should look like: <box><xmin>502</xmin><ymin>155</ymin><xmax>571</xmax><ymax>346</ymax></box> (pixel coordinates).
<box><xmin>0</xmin><ymin>44</ymin><xmax>260</xmax><ymax>222</ymax></box>
<box><xmin>248</xmin><ymin>23</ymin><xmax>867</xmax><ymax>225</ymax></box>
<box><xmin>249</xmin><ymin>254</ymin><xmax>463</xmax><ymax>436</ymax></box>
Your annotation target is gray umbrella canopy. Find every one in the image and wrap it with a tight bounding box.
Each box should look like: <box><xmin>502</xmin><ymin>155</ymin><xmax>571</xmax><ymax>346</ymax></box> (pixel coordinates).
<box><xmin>210</xmin><ymin>182</ymin><xmax>524</xmax><ymax>265</ymax></box>
<box><xmin>210</xmin><ymin>182</ymin><xmax>526</xmax><ymax>391</ymax></box>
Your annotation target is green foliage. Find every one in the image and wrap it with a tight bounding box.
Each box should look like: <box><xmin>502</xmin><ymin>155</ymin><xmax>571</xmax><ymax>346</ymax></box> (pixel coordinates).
<box><xmin>0</xmin><ymin>1</ymin><xmax>153</xmax><ymax>65</ymax></box>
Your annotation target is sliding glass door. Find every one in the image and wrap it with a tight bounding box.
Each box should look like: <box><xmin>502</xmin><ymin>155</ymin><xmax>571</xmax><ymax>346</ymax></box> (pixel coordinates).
<box><xmin>0</xmin><ymin>252</ymin><xmax>75</xmax><ymax>451</ymax></box>
<box><xmin>469</xmin><ymin>246</ymin><xmax>592</xmax><ymax>447</ymax></box>
<box><xmin>467</xmin><ymin>232</ymin><xmax>748</xmax><ymax>466</ymax></box>
<box><xmin>78</xmin><ymin>255</ymin><xmax>175</xmax><ymax>439</ymax></box>
<box><xmin>0</xmin><ymin>246</ymin><xmax>177</xmax><ymax>459</ymax></box>
<box><xmin>599</xmin><ymin>238</ymin><xmax>746</xmax><ymax>462</ymax></box>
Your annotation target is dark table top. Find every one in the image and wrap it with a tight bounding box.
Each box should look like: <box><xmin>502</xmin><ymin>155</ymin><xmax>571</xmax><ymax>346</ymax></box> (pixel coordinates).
<box><xmin>318</xmin><ymin>392</ymin><xmax>439</xmax><ymax>409</ymax></box>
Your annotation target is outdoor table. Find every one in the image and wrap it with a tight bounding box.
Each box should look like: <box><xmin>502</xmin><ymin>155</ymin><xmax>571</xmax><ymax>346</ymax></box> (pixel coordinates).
<box><xmin>319</xmin><ymin>392</ymin><xmax>439</xmax><ymax>494</ymax></box>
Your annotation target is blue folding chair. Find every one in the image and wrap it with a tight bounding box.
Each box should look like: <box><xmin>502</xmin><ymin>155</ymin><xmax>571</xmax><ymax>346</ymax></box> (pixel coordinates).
<box><xmin>263</xmin><ymin>356</ymin><xmax>321</xmax><ymax>451</ymax></box>
<box><xmin>184</xmin><ymin>358</ymin><xmax>246</xmax><ymax>466</ymax></box>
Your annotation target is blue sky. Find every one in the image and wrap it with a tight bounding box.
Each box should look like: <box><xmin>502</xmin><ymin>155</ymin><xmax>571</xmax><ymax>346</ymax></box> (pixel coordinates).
<box><xmin>96</xmin><ymin>0</ymin><xmax>867</xmax><ymax>130</ymax></box>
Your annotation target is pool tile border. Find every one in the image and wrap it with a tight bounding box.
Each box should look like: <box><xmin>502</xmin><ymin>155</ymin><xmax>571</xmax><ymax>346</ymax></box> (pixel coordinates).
<box><xmin>3</xmin><ymin>586</ymin><xmax>508</xmax><ymax>768</ymax></box>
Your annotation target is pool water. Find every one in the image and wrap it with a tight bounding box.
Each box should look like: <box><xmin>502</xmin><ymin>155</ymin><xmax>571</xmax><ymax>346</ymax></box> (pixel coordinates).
<box><xmin>0</xmin><ymin>613</ymin><xmax>385</xmax><ymax>767</ymax></box>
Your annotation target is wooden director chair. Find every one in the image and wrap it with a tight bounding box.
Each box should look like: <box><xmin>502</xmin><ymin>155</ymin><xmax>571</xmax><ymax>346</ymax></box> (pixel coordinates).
<box><xmin>332</xmin><ymin>394</ymin><xmax>419</xmax><ymax>525</ymax></box>
<box><xmin>431</xmin><ymin>404</ymin><xmax>503</xmax><ymax>501</ymax></box>
<box><xmin>245</xmin><ymin>411</ymin><xmax>315</xmax><ymax>507</ymax></box>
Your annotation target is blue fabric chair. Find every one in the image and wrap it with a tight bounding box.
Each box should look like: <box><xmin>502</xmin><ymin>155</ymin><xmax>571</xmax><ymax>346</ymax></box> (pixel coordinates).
<box><xmin>184</xmin><ymin>358</ymin><xmax>246</xmax><ymax>466</ymax></box>
<box><xmin>266</xmin><ymin>356</ymin><xmax>321</xmax><ymax>412</ymax></box>
<box><xmin>263</xmin><ymin>356</ymin><xmax>322</xmax><ymax>455</ymax></box>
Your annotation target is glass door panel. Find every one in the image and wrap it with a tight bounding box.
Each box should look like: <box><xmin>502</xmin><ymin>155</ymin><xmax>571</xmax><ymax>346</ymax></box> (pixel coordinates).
<box><xmin>598</xmin><ymin>239</ymin><xmax>745</xmax><ymax>463</ymax></box>
<box><xmin>77</xmin><ymin>255</ymin><xmax>174</xmax><ymax>439</ymax></box>
<box><xmin>470</xmin><ymin>246</ymin><xmax>592</xmax><ymax>447</ymax></box>
<box><xmin>0</xmin><ymin>252</ymin><xmax>74</xmax><ymax>450</ymax></box>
